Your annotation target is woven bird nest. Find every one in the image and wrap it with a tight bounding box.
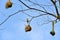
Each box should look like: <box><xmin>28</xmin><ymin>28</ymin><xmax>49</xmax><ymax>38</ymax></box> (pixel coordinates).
<box><xmin>5</xmin><ymin>0</ymin><xmax>12</xmax><ymax>8</ymax></box>
<box><xmin>25</xmin><ymin>25</ymin><xmax>32</xmax><ymax>32</ymax></box>
<box><xmin>50</xmin><ymin>31</ymin><xmax>55</xmax><ymax>36</ymax></box>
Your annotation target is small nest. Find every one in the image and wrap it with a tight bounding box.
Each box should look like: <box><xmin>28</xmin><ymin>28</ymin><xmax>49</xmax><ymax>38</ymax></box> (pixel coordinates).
<box><xmin>25</xmin><ymin>25</ymin><xmax>32</xmax><ymax>32</ymax></box>
<box><xmin>50</xmin><ymin>31</ymin><xmax>55</xmax><ymax>36</ymax></box>
<box><xmin>5</xmin><ymin>1</ymin><xmax>12</xmax><ymax>8</ymax></box>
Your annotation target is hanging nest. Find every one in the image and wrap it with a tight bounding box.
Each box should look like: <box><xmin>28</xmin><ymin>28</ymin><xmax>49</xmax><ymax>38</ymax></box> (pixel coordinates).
<box><xmin>25</xmin><ymin>25</ymin><xmax>32</xmax><ymax>32</ymax></box>
<box><xmin>50</xmin><ymin>31</ymin><xmax>55</xmax><ymax>36</ymax></box>
<box><xmin>5</xmin><ymin>0</ymin><xmax>12</xmax><ymax>8</ymax></box>
<box><xmin>50</xmin><ymin>21</ymin><xmax>55</xmax><ymax>36</ymax></box>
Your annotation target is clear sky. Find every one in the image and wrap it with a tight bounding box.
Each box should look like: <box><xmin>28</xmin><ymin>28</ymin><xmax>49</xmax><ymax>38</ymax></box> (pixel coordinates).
<box><xmin>0</xmin><ymin>0</ymin><xmax>60</xmax><ymax>40</ymax></box>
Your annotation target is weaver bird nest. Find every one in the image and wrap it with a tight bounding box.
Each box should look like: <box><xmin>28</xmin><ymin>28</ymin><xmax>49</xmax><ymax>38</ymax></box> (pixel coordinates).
<box><xmin>5</xmin><ymin>0</ymin><xmax>12</xmax><ymax>8</ymax></box>
<box><xmin>50</xmin><ymin>31</ymin><xmax>55</xmax><ymax>36</ymax></box>
<box><xmin>25</xmin><ymin>25</ymin><xmax>32</xmax><ymax>32</ymax></box>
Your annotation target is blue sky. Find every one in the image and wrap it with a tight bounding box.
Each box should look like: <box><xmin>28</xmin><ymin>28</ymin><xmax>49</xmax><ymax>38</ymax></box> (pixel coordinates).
<box><xmin>0</xmin><ymin>0</ymin><xmax>60</xmax><ymax>40</ymax></box>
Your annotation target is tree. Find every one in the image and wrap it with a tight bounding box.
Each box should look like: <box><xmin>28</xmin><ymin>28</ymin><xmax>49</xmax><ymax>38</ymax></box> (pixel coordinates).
<box><xmin>0</xmin><ymin>0</ymin><xmax>60</xmax><ymax>36</ymax></box>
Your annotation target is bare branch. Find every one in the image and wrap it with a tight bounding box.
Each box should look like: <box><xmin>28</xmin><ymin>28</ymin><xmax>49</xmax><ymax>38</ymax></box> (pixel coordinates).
<box><xmin>51</xmin><ymin>0</ymin><xmax>59</xmax><ymax>16</ymax></box>
<box><xmin>28</xmin><ymin>14</ymin><xmax>48</xmax><ymax>24</ymax></box>
<box><xmin>27</xmin><ymin>0</ymin><xmax>47</xmax><ymax>12</ymax></box>
<box><xmin>19</xmin><ymin>0</ymin><xmax>56</xmax><ymax>18</ymax></box>
<box><xmin>41</xmin><ymin>19</ymin><xmax>56</xmax><ymax>26</ymax></box>
<box><xmin>21</xmin><ymin>10</ymin><xmax>33</xmax><ymax>17</ymax></box>
<box><xmin>0</xmin><ymin>9</ymin><xmax>30</xmax><ymax>25</ymax></box>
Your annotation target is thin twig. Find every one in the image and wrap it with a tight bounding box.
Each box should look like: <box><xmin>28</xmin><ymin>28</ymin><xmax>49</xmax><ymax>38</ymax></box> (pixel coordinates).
<box><xmin>41</xmin><ymin>19</ymin><xmax>56</xmax><ymax>26</ymax></box>
<box><xmin>0</xmin><ymin>9</ymin><xmax>30</xmax><ymax>25</ymax></box>
<box><xmin>27</xmin><ymin>0</ymin><xmax>47</xmax><ymax>12</ymax></box>
<box><xmin>29</xmin><ymin>14</ymin><xmax>48</xmax><ymax>24</ymax></box>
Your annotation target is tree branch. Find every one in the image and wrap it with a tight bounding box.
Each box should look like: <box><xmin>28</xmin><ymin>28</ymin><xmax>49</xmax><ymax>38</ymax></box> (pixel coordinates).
<box><xmin>0</xmin><ymin>9</ymin><xmax>30</xmax><ymax>25</ymax></box>
<box><xmin>51</xmin><ymin>0</ymin><xmax>59</xmax><ymax>16</ymax></box>
<box><xmin>19</xmin><ymin>0</ymin><xmax>56</xmax><ymax>18</ymax></box>
<box><xmin>27</xmin><ymin>0</ymin><xmax>47</xmax><ymax>12</ymax></box>
<box><xmin>29</xmin><ymin>14</ymin><xmax>48</xmax><ymax>24</ymax></box>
